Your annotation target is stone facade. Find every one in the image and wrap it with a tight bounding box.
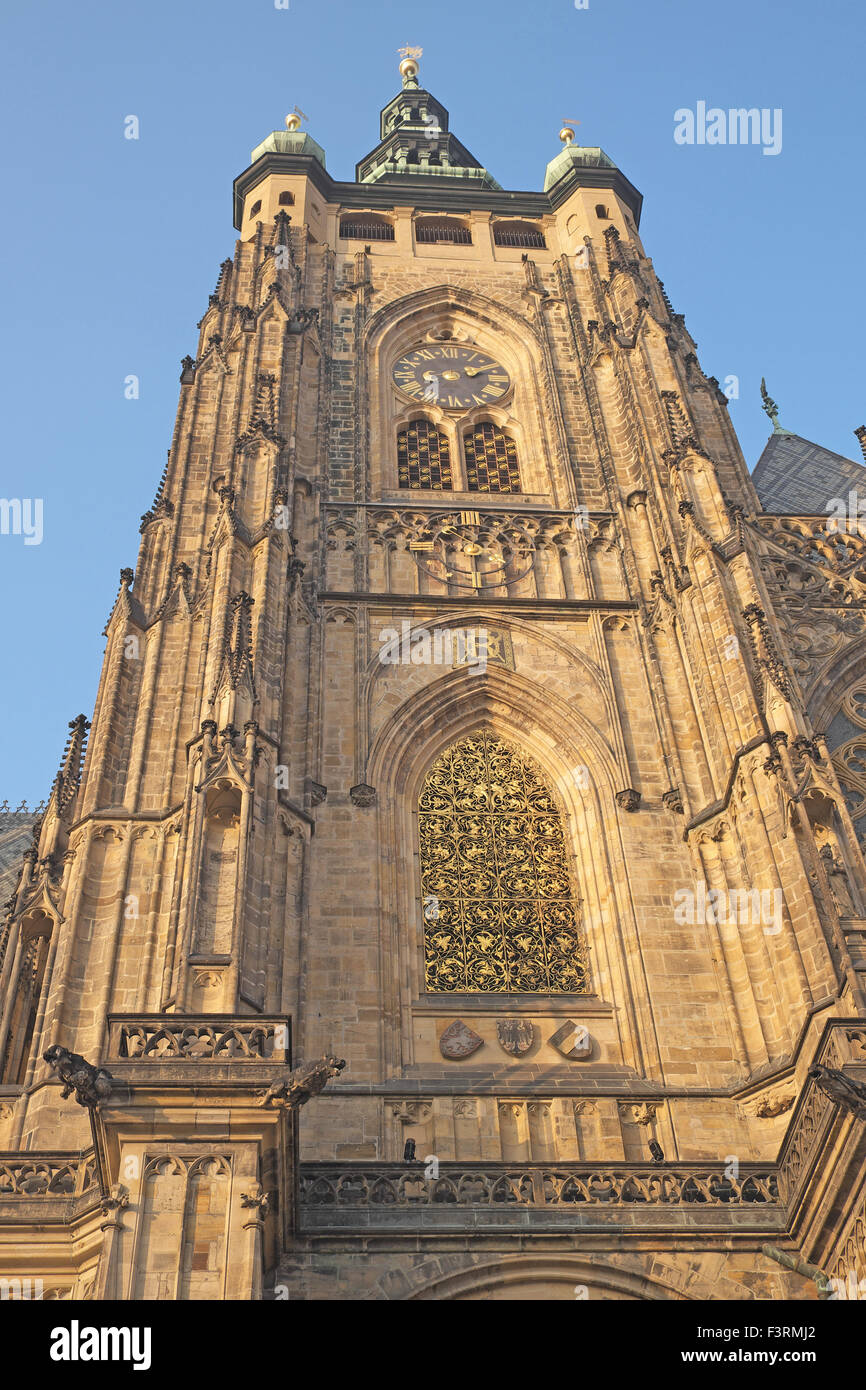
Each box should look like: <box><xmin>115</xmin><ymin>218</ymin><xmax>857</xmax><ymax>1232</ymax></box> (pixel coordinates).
<box><xmin>1</xmin><ymin>61</ymin><xmax>866</xmax><ymax>1302</ymax></box>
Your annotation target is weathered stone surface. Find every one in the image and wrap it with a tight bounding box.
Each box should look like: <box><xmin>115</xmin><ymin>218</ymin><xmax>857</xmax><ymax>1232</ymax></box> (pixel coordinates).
<box><xmin>1</xmin><ymin>57</ymin><xmax>864</xmax><ymax>1303</ymax></box>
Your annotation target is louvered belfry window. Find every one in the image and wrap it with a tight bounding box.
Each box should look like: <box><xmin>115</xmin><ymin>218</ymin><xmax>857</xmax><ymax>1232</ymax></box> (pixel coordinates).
<box><xmin>464</xmin><ymin>423</ymin><xmax>521</xmax><ymax>493</ymax></box>
<box><xmin>397</xmin><ymin>420</ymin><xmax>453</xmax><ymax>490</ymax></box>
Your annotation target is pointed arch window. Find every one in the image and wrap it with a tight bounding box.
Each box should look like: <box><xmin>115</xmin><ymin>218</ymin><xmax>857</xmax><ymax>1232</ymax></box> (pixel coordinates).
<box><xmin>419</xmin><ymin>730</ymin><xmax>586</xmax><ymax>993</ymax></box>
<box><xmin>397</xmin><ymin>419</ymin><xmax>453</xmax><ymax>490</ymax></box>
<box><xmin>464</xmin><ymin>423</ymin><xmax>521</xmax><ymax>493</ymax></box>
<box><xmin>825</xmin><ymin>682</ymin><xmax>866</xmax><ymax>848</ymax></box>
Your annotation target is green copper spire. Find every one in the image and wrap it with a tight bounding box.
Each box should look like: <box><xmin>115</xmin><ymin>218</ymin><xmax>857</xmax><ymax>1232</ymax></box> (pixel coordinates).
<box><xmin>249</xmin><ymin>106</ymin><xmax>326</xmax><ymax>169</ymax></box>
<box><xmin>355</xmin><ymin>51</ymin><xmax>501</xmax><ymax>189</ymax></box>
<box><xmin>543</xmin><ymin>122</ymin><xmax>617</xmax><ymax>193</ymax></box>
<box><xmin>760</xmin><ymin>378</ymin><xmax>791</xmax><ymax>435</ymax></box>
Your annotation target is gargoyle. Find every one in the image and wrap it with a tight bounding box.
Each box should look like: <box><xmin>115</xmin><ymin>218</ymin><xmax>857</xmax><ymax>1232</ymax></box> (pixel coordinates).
<box><xmin>43</xmin><ymin>1044</ymin><xmax>114</xmax><ymax>1109</ymax></box>
<box><xmin>255</xmin><ymin>1054</ymin><xmax>346</xmax><ymax>1109</ymax></box>
<box><xmin>808</xmin><ymin>1063</ymin><xmax>866</xmax><ymax>1121</ymax></box>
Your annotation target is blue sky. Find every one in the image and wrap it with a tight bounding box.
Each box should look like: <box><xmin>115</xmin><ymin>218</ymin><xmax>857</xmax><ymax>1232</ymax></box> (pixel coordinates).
<box><xmin>0</xmin><ymin>0</ymin><xmax>863</xmax><ymax>803</ymax></box>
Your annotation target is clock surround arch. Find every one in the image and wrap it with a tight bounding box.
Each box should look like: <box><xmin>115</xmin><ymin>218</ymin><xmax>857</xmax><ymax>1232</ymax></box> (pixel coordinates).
<box><xmin>364</xmin><ymin>287</ymin><xmax>576</xmax><ymax>506</ymax></box>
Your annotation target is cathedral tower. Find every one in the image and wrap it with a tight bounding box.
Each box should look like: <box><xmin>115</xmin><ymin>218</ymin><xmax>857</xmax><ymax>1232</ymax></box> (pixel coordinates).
<box><xmin>1</xmin><ymin>56</ymin><xmax>865</xmax><ymax>1302</ymax></box>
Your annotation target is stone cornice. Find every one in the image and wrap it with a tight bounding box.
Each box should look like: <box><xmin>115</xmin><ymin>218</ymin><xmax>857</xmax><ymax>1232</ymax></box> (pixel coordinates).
<box><xmin>232</xmin><ymin>153</ymin><xmax>643</xmax><ymax>230</ymax></box>
<box><xmin>320</xmin><ymin>592</ymin><xmax>635</xmax><ymax>613</ymax></box>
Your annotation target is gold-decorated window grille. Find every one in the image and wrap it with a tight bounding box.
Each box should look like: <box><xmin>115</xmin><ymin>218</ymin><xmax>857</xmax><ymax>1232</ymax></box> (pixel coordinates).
<box><xmin>397</xmin><ymin>420</ymin><xmax>453</xmax><ymax>490</ymax></box>
<box><xmin>419</xmin><ymin>730</ymin><xmax>586</xmax><ymax>993</ymax></box>
<box><xmin>463</xmin><ymin>423</ymin><xmax>521</xmax><ymax>493</ymax></box>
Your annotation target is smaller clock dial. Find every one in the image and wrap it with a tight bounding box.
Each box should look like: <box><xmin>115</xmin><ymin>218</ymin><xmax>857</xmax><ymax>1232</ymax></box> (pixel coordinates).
<box><xmin>393</xmin><ymin>345</ymin><xmax>511</xmax><ymax>411</ymax></box>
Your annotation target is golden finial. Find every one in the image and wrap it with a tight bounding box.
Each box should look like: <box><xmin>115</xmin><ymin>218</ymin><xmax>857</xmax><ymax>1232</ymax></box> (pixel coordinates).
<box><xmin>398</xmin><ymin>44</ymin><xmax>423</xmax><ymax>85</ymax></box>
<box><xmin>560</xmin><ymin>118</ymin><xmax>581</xmax><ymax>145</ymax></box>
<box><xmin>285</xmin><ymin>105</ymin><xmax>308</xmax><ymax>132</ymax></box>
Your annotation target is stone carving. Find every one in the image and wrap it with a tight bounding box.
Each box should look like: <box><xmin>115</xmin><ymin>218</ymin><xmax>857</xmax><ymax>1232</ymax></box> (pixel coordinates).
<box><xmin>755</xmin><ymin>1094</ymin><xmax>795</xmax><ymax>1119</ymax></box>
<box><xmin>0</xmin><ymin>1159</ymin><xmax>85</xmax><ymax>1196</ymax></box>
<box><xmin>819</xmin><ymin>846</ymin><xmax>858</xmax><ymax>917</ymax></box>
<box><xmin>308</xmin><ymin>781</ymin><xmax>327</xmax><ymax>806</ymax></box>
<box><xmin>453</xmin><ymin>1099</ymin><xmax>478</xmax><ymax>1118</ymax></box>
<box><xmin>778</xmin><ymin>1038</ymin><xmax>844</xmax><ymax>1200</ymax></box>
<box><xmin>742</xmin><ymin>603</ymin><xmax>793</xmax><ymax>699</ymax></box>
<box><xmin>240</xmin><ymin>1186</ymin><xmax>271</xmax><ymax>1216</ymax></box>
<box><xmin>349</xmin><ymin>783</ymin><xmax>376</xmax><ymax>807</ymax></box>
<box><xmin>192</xmin><ymin>968</ymin><xmax>223</xmax><ymax>990</ymax></box>
<box><xmin>761</xmin><ymin>1245</ymin><xmax>832</xmax><ymax>1298</ymax></box>
<box><xmin>662</xmin><ymin>788</ymin><xmax>684</xmax><ymax>814</ymax></box>
<box><xmin>255</xmin><ymin>1055</ymin><xmax>346</xmax><ymax>1108</ymax></box>
<box><xmin>619</xmin><ymin>1101</ymin><xmax>661</xmax><ymax>1126</ymax></box>
<box><xmin>300</xmin><ymin>1163</ymin><xmax>779</xmax><ymax>1209</ymax></box>
<box><xmin>808</xmin><ymin>1064</ymin><xmax>866</xmax><ymax>1121</ymax></box>
<box><xmin>116</xmin><ymin>1021</ymin><xmax>282</xmax><ymax>1059</ymax></box>
<box><xmin>439</xmin><ymin>1019</ymin><xmax>484</xmax><ymax>1060</ymax></box>
<box><xmin>100</xmin><ymin>1183</ymin><xmax>129</xmax><ymax>1218</ymax></box>
<box><xmin>615</xmin><ymin>788</ymin><xmax>641</xmax><ymax>812</ymax></box>
<box><xmin>42</xmin><ymin>1045</ymin><xmax>113</xmax><ymax>1109</ymax></box>
<box><xmin>496</xmin><ymin>1018</ymin><xmax>534</xmax><ymax>1056</ymax></box>
<box><xmin>388</xmin><ymin>1101</ymin><xmax>433</xmax><ymax>1125</ymax></box>
<box><xmin>548</xmin><ymin>1020</ymin><xmax>593</xmax><ymax>1059</ymax></box>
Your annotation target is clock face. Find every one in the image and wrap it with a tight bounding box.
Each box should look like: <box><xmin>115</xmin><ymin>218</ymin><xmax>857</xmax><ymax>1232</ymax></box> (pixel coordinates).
<box><xmin>407</xmin><ymin>510</ymin><xmax>535</xmax><ymax>592</ymax></box>
<box><xmin>392</xmin><ymin>345</ymin><xmax>511</xmax><ymax>412</ymax></box>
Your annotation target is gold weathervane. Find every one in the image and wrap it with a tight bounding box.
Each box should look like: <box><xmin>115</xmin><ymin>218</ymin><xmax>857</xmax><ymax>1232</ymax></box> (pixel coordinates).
<box><xmin>285</xmin><ymin>105</ymin><xmax>309</xmax><ymax>132</ymax></box>
<box><xmin>560</xmin><ymin>118</ymin><xmax>581</xmax><ymax>145</ymax></box>
<box><xmin>398</xmin><ymin>44</ymin><xmax>423</xmax><ymax>85</ymax></box>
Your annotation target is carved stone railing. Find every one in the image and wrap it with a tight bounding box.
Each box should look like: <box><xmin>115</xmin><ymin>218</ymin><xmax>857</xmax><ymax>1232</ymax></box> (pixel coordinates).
<box><xmin>106</xmin><ymin>1015</ymin><xmax>291</xmax><ymax>1063</ymax></box>
<box><xmin>777</xmin><ymin>1022</ymin><xmax>866</xmax><ymax>1205</ymax></box>
<box><xmin>300</xmin><ymin>1162</ymin><xmax>780</xmax><ymax>1218</ymax></box>
<box><xmin>0</xmin><ymin>1152</ymin><xmax>96</xmax><ymax>1199</ymax></box>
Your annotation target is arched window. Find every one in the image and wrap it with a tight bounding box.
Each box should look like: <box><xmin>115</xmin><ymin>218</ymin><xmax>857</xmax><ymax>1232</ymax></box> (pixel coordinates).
<box><xmin>415</xmin><ymin>217</ymin><xmax>472</xmax><ymax>245</ymax></box>
<box><xmin>397</xmin><ymin>420</ymin><xmax>453</xmax><ymax>490</ymax></box>
<box><xmin>492</xmin><ymin>221</ymin><xmax>546</xmax><ymax>249</ymax></box>
<box><xmin>826</xmin><ymin>682</ymin><xmax>866</xmax><ymax>848</ymax></box>
<box><xmin>278</xmin><ymin>191</ymin><xmax>295</xmax><ymax>206</ymax></box>
<box><xmin>339</xmin><ymin>214</ymin><xmax>395</xmax><ymax>242</ymax></box>
<box><xmin>464</xmin><ymin>423</ymin><xmax>521</xmax><ymax>493</ymax></box>
<box><xmin>419</xmin><ymin>730</ymin><xmax>586</xmax><ymax>993</ymax></box>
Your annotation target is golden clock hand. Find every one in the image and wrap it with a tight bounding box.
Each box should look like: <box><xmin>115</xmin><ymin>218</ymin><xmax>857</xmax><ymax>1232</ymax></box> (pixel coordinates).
<box><xmin>464</xmin><ymin>367</ymin><xmax>485</xmax><ymax>378</ymax></box>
